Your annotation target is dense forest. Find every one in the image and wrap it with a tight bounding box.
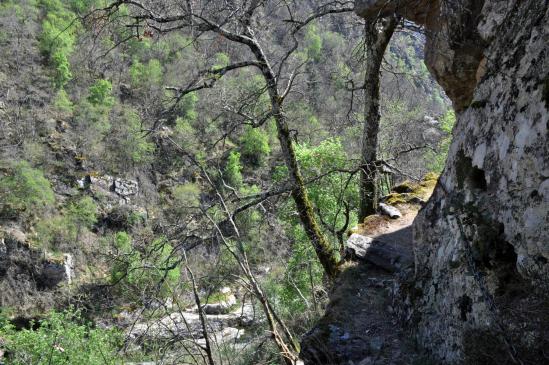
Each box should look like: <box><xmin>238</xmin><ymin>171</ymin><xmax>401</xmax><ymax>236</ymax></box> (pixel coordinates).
<box><xmin>2</xmin><ymin>0</ymin><xmax>545</xmax><ymax>364</ymax></box>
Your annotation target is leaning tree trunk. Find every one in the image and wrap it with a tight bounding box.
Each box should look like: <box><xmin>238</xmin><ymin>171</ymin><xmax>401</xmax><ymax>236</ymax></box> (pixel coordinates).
<box><xmin>359</xmin><ymin>16</ymin><xmax>398</xmax><ymax>221</ymax></box>
<box><xmin>248</xmin><ymin>40</ymin><xmax>341</xmax><ymax>279</ymax></box>
<box><xmin>273</xmin><ymin>102</ymin><xmax>341</xmax><ymax>278</ymax></box>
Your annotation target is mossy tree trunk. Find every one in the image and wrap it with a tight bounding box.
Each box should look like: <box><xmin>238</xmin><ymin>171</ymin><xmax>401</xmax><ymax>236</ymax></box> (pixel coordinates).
<box><xmin>248</xmin><ymin>39</ymin><xmax>341</xmax><ymax>279</ymax></box>
<box><xmin>359</xmin><ymin>16</ymin><xmax>398</xmax><ymax>221</ymax></box>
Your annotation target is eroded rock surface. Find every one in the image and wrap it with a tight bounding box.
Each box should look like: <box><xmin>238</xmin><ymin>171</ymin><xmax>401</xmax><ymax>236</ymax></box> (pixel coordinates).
<box><xmin>356</xmin><ymin>0</ymin><xmax>549</xmax><ymax>363</ymax></box>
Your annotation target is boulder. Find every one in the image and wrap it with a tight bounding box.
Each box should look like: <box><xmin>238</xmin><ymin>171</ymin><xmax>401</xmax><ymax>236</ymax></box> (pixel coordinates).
<box><xmin>114</xmin><ymin>178</ymin><xmax>138</xmax><ymax>197</ymax></box>
<box><xmin>346</xmin><ymin>234</ymin><xmax>373</xmax><ymax>259</ymax></box>
<box><xmin>202</xmin><ymin>288</ymin><xmax>237</xmax><ymax>315</ymax></box>
<box><xmin>128</xmin><ymin>303</ymin><xmax>255</xmax><ymax>342</ymax></box>
<box><xmin>346</xmin><ymin>233</ymin><xmax>412</xmax><ymax>272</ymax></box>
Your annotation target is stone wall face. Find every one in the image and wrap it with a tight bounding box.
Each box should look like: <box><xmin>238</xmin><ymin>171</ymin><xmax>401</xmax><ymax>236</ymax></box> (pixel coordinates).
<box><xmin>358</xmin><ymin>0</ymin><xmax>549</xmax><ymax>362</ymax></box>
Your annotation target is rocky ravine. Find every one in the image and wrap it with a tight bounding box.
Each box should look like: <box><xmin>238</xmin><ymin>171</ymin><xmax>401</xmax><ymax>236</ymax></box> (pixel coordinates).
<box><xmin>316</xmin><ymin>1</ymin><xmax>549</xmax><ymax>364</ymax></box>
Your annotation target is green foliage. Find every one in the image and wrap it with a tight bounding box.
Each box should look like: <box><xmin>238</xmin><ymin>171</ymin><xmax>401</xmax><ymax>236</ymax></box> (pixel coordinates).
<box><xmin>113</xmin><ymin>231</ymin><xmax>131</xmax><ymax>251</ymax></box>
<box><xmin>0</xmin><ymin>1</ymin><xmax>40</xmax><ymax>22</ymax></box>
<box><xmin>239</xmin><ymin>127</ymin><xmax>271</xmax><ymax>167</ymax></box>
<box><xmin>304</xmin><ymin>25</ymin><xmax>322</xmax><ymax>62</ymax></box>
<box><xmin>50</xmin><ymin>50</ymin><xmax>73</xmax><ymax>89</ymax></box>
<box><xmin>116</xmin><ymin>108</ymin><xmax>155</xmax><ymax>164</ymax></box>
<box><xmin>0</xmin><ymin>309</ymin><xmax>122</xmax><ymax>365</ymax></box>
<box><xmin>174</xmin><ymin>116</ymin><xmax>199</xmax><ymax>153</ymax></box>
<box><xmin>426</xmin><ymin>110</ymin><xmax>455</xmax><ymax>172</ymax></box>
<box><xmin>294</xmin><ymin>138</ymin><xmax>358</xmax><ymax>232</ymax></box>
<box><xmin>0</xmin><ymin>161</ymin><xmax>55</xmax><ymax>219</ymax></box>
<box><xmin>66</xmin><ymin>196</ymin><xmax>98</xmax><ymax>230</ymax></box>
<box><xmin>110</xmin><ymin>234</ymin><xmax>181</xmax><ymax>300</ymax></box>
<box><xmin>53</xmin><ymin>88</ymin><xmax>73</xmax><ymax>113</ymax></box>
<box><xmin>130</xmin><ymin>58</ymin><xmax>163</xmax><ymax>88</ymax></box>
<box><xmin>87</xmin><ymin>79</ymin><xmax>115</xmax><ymax>108</ymax></box>
<box><xmin>333</xmin><ymin>62</ymin><xmax>351</xmax><ymax>89</ymax></box>
<box><xmin>265</xmin><ymin>227</ymin><xmax>323</xmax><ymax>315</ymax></box>
<box><xmin>212</xmin><ymin>52</ymin><xmax>230</xmax><ymax>70</ymax></box>
<box><xmin>269</xmin><ymin>138</ymin><xmax>357</xmax><ymax>328</ymax></box>
<box><xmin>34</xmin><ymin>215</ymin><xmax>72</xmax><ymax>249</ymax></box>
<box><xmin>439</xmin><ymin>109</ymin><xmax>456</xmax><ymax>133</ymax></box>
<box><xmin>175</xmin><ymin>92</ymin><xmax>198</xmax><ymax>122</ymax></box>
<box><xmin>33</xmin><ymin>196</ymin><xmax>97</xmax><ymax>249</ymax></box>
<box><xmin>68</xmin><ymin>0</ymin><xmax>105</xmax><ymax>13</ymax></box>
<box><xmin>224</xmin><ymin>151</ymin><xmax>243</xmax><ymax>188</ymax></box>
<box><xmin>39</xmin><ymin>0</ymin><xmax>79</xmax><ymax>89</ymax></box>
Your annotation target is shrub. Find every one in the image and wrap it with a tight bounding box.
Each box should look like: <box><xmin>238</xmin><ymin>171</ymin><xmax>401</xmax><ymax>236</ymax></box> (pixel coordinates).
<box><xmin>34</xmin><ymin>215</ymin><xmax>71</xmax><ymax>249</ymax></box>
<box><xmin>239</xmin><ymin>127</ymin><xmax>270</xmax><ymax>166</ymax></box>
<box><xmin>87</xmin><ymin>79</ymin><xmax>115</xmax><ymax>108</ymax></box>
<box><xmin>174</xmin><ymin>92</ymin><xmax>198</xmax><ymax>123</ymax></box>
<box><xmin>129</xmin><ymin>58</ymin><xmax>163</xmax><ymax>88</ymax></box>
<box><xmin>427</xmin><ymin>110</ymin><xmax>455</xmax><ymax>172</ymax></box>
<box><xmin>174</xmin><ymin>116</ymin><xmax>199</xmax><ymax>153</ymax></box>
<box><xmin>33</xmin><ymin>196</ymin><xmax>97</xmax><ymax>249</ymax></box>
<box><xmin>0</xmin><ymin>309</ymin><xmax>122</xmax><ymax>365</ymax></box>
<box><xmin>0</xmin><ymin>161</ymin><xmax>55</xmax><ymax>219</ymax></box>
<box><xmin>53</xmin><ymin>88</ymin><xmax>74</xmax><ymax>114</ymax></box>
<box><xmin>51</xmin><ymin>49</ymin><xmax>73</xmax><ymax>89</ymax></box>
<box><xmin>66</xmin><ymin>196</ymin><xmax>98</xmax><ymax>230</ymax></box>
<box><xmin>224</xmin><ymin>151</ymin><xmax>243</xmax><ymax>188</ymax></box>
<box><xmin>305</xmin><ymin>24</ymin><xmax>322</xmax><ymax>62</ymax></box>
<box><xmin>126</xmin><ymin>110</ymin><xmax>155</xmax><ymax>164</ymax></box>
<box><xmin>212</xmin><ymin>52</ymin><xmax>230</xmax><ymax>70</ymax></box>
<box><xmin>39</xmin><ymin>1</ymin><xmax>79</xmax><ymax>89</ymax></box>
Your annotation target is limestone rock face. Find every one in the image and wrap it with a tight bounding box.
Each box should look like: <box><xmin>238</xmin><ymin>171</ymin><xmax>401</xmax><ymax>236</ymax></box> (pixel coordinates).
<box><xmin>357</xmin><ymin>0</ymin><xmax>549</xmax><ymax>362</ymax></box>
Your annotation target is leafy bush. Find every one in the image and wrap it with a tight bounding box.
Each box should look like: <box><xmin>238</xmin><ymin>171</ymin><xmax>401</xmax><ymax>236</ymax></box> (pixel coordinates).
<box><xmin>53</xmin><ymin>88</ymin><xmax>74</xmax><ymax>114</ymax></box>
<box><xmin>0</xmin><ymin>309</ymin><xmax>122</xmax><ymax>365</ymax></box>
<box><xmin>109</xmin><ymin>107</ymin><xmax>155</xmax><ymax>166</ymax></box>
<box><xmin>129</xmin><ymin>58</ymin><xmax>163</xmax><ymax>88</ymax></box>
<box><xmin>39</xmin><ymin>0</ymin><xmax>79</xmax><ymax>89</ymax></box>
<box><xmin>212</xmin><ymin>52</ymin><xmax>230</xmax><ymax>70</ymax></box>
<box><xmin>174</xmin><ymin>116</ymin><xmax>199</xmax><ymax>153</ymax></box>
<box><xmin>282</xmin><ymin>138</ymin><xmax>359</xmax><ymax>234</ymax></box>
<box><xmin>239</xmin><ymin>127</ymin><xmax>271</xmax><ymax>167</ymax></box>
<box><xmin>174</xmin><ymin>92</ymin><xmax>198</xmax><ymax>123</ymax></box>
<box><xmin>0</xmin><ymin>161</ymin><xmax>55</xmax><ymax>219</ymax></box>
<box><xmin>224</xmin><ymin>151</ymin><xmax>243</xmax><ymax>188</ymax></box>
<box><xmin>87</xmin><ymin>79</ymin><xmax>115</xmax><ymax>108</ymax></box>
<box><xmin>427</xmin><ymin>110</ymin><xmax>456</xmax><ymax>172</ymax></box>
<box><xmin>50</xmin><ymin>49</ymin><xmax>73</xmax><ymax>89</ymax></box>
<box><xmin>66</xmin><ymin>196</ymin><xmax>98</xmax><ymax>230</ymax></box>
<box><xmin>304</xmin><ymin>25</ymin><xmax>323</xmax><ymax>62</ymax></box>
<box><xmin>34</xmin><ymin>215</ymin><xmax>72</xmax><ymax>249</ymax></box>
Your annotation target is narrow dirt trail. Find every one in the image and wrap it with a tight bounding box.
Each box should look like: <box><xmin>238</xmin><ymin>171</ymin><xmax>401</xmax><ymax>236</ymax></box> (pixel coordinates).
<box><xmin>300</xmin><ymin>204</ymin><xmax>430</xmax><ymax>364</ymax></box>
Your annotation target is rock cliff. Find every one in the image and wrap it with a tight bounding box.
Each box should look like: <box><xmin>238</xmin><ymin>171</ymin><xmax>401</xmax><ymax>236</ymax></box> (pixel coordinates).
<box><xmin>357</xmin><ymin>0</ymin><xmax>548</xmax><ymax>363</ymax></box>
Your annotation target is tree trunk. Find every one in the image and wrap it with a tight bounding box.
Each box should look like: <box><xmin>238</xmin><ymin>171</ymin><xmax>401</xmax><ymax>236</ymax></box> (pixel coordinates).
<box><xmin>273</xmin><ymin>106</ymin><xmax>341</xmax><ymax>278</ymax></box>
<box><xmin>247</xmin><ymin>40</ymin><xmax>341</xmax><ymax>278</ymax></box>
<box><xmin>359</xmin><ymin>16</ymin><xmax>398</xmax><ymax>221</ymax></box>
